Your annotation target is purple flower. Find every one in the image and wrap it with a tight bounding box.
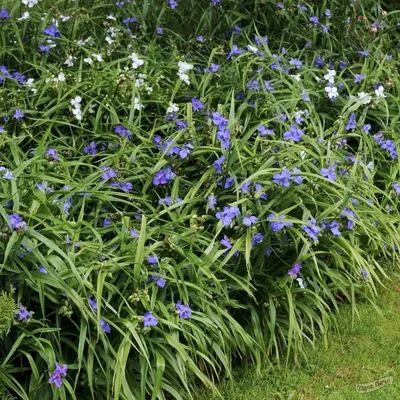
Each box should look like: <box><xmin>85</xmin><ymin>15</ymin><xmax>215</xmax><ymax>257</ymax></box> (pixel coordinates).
<box><xmin>43</xmin><ymin>24</ymin><xmax>61</xmax><ymax>38</ymax></box>
<box><xmin>38</xmin><ymin>44</ymin><xmax>52</xmax><ymax>54</ymax></box>
<box><xmin>216</xmin><ymin>128</ymin><xmax>231</xmax><ymax>149</ymax></box>
<box><xmin>326</xmin><ymin>220</ymin><xmax>341</xmax><ymax>236</ymax></box>
<box><xmin>289</xmin><ymin>58</ymin><xmax>302</xmax><ymax>69</ymax></box>
<box><xmin>273</xmin><ymin>169</ymin><xmax>291</xmax><ymax>187</ymax></box>
<box><xmin>302</xmin><ymin>218</ymin><xmax>321</xmax><ymax>242</ymax></box>
<box><xmin>16</xmin><ymin>305</ymin><xmax>32</xmax><ymax>321</ymax></box>
<box><xmin>267</xmin><ymin>213</ymin><xmax>293</xmax><ymax>232</ymax></box>
<box><xmin>362</xmin><ymin>124</ymin><xmax>371</xmax><ymax>134</ymax></box>
<box><xmin>196</xmin><ymin>36</ymin><xmax>205</xmax><ymax>42</ymax></box>
<box><xmin>264</xmin><ymin>81</ymin><xmax>275</xmax><ymax>91</ymax></box>
<box><xmin>38</xmin><ymin>266</ymin><xmax>48</xmax><ymax>273</ymax></box>
<box><xmin>283</xmin><ymin>125</ymin><xmax>304</xmax><ymax>142</ymax></box>
<box><xmin>309</xmin><ymin>16</ymin><xmax>319</xmax><ymax>26</ymax></box>
<box><xmin>100</xmin><ymin>318</ymin><xmax>111</xmax><ymax>333</ymax></box>
<box><xmin>191</xmin><ymin>97</ymin><xmax>204</xmax><ymax>112</ymax></box>
<box><xmin>9</xmin><ymin>213</ymin><xmax>27</xmax><ymax>231</ymax></box>
<box><xmin>321</xmin><ymin>25</ymin><xmax>329</xmax><ymax>33</ymax></box>
<box><xmin>114</xmin><ymin>125</ymin><xmax>132</xmax><ymax>140</ymax></box>
<box><xmin>213</xmin><ymin>156</ymin><xmax>226</xmax><ymax>174</ymax></box>
<box><xmin>341</xmin><ymin>207</ymin><xmax>356</xmax><ymax>230</ymax></box>
<box><xmin>0</xmin><ymin>8</ymin><xmax>10</xmax><ymax>19</ymax></box>
<box><xmin>320</xmin><ymin>167</ymin><xmax>337</xmax><ymax>182</ymax></box>
<box><xmin>242</xmin><ymin>215</ymin><xmax>258</xmax><ymax>226</ymax></box>
<box><xmin>212</xmin><ymin>0</ymin><xmax>221</xmax><ymax>5</ymax></box>
<box><xmin>247</xmin><ymin>79</ymin><xmax>260</xmax><ymax>91</ymax></box>
<box><xmin>143</xmin><ymin>311</ymin><xmax>158</xmax><ymax>327</ymax></box>
<box><xmin>151</xmin><ymin>273</ymin><xmax>166</xmax><ymax>288</ymax></box>
<box><xmin>251</xmin><ymin>232</ymin><xmax>264</xmax><ymax>247</ymax></box>
<box><xmin>84</xmin><ymin>142</ymin><xmax>97</xmax><ymax>155</ymax></box>
<box><xmin>346</xmin><ymin>113</ymin><xmax>357</xmax><ymax>130</ymax></box>
<box><xmin>257</xmin><ymin>126</ymin><xmax>274</xmax><ymax>136</ymax></box>
<box><xmin>393</xmin><ymin>183</ymin><xmax>400</xmax><ymax>194</ymax></box>
<box><xmin>156</xmin><ymin>27</ymin><xmax>163</xmax><ymax>34</ymax></box>
<box><xmin>169</xmin><ymin>0</ymin><xmax>178</xmax><ymax>9</ymax></box>
<box><xmin>208</xmin><ymin>195</ymin><xmax>217</xmax><ymax>209</ymax></box>
<box><xmin>227</xmin><ymin>44</ymin><xmax>244</xmax><ymax>60</ymax></box>
<box><xmin>211</xmin><ymin>112</ymin><xmax>228</xmax><ymax>129</ymax></box>
<box><xmin>153</xmin><ymin>165</ymin><xmax>176</xmax><ymax>185</ymax></box>
<box><xmin>176</xmin><ymin>301</ymin><xmax>191</xmax><ymax>319</ymax></box>
<box><xmin>291</xmin><ymin>168</ymin><xmax>303</xmax><ymax>184</ymax></box>
<box><xmin>358</xmin><ymin>51</ymin><xmax>370</xmax><ymax>57</ymax></box>
<box><xmin>325</xmin><ymin>9</ymin><xmax>332</xmax><ymax>17</ymax></box>
<box><xmin>88</xmin><ymin>298</ymin><xmax>98</xmax><ymax>310</ymax></box>
<box><xmin>49</xmin><ymin>363</ymin><xmax>68</xmax><ymax>388</ymax></box>
<box><xmin>13</xmin><ymin>109</ymin><xmax>24</xmax><ymax>120</ymax></box>
<box><xmin>46</xmin><ymin>148</ymin><xmax>59</xmax><ymax>162</ymax></box>
<box><xmin>288</xmin><ymin>262</ymin><xmax>302</xmax><ymax>278</ymax></box>
<box><xmin>361</xmin><ymin>268</ymin><xmax>369</xmax><ymax>280</ymax></box>
<box><xmin>215</xmin><ymin>205</ymin><xmax>240</xmax><ymax>227</ymax></box>
<box><xmin>354</xmin><ymin>74</ymin><xmax>365</xmax><ymax>83</ymax></box>
<box><xmin>119</xmin><ymin>182</ymin><xmax>133</xmax><ymax>192</ymax></box>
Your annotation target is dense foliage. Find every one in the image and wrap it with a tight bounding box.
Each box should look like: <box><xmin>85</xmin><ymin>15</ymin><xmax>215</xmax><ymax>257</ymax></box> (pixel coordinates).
<box><xmin>1</xmin><ymin>0</ymin><xmax>400</xmax><ymax>399</ymax></box>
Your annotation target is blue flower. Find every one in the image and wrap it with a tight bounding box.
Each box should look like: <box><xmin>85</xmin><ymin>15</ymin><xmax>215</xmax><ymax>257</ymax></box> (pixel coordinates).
<box><xmin>267</xmin><ymin>214</ymin><xmax>293</xmax><ymax>232</ymax></box>
<box><xmin>16</xmin><ymin>304</ymin><xmax>32</xmax><ymax>320</ymax></box>
<box><xmin>302</xmin><ymin>218</ymin><xmax>321</xmax><ymax>242</ymax></box>
<box><xmin>257</xmin><ymin>126</ymin><xmax>274</xmax><ymax>136</ymax></box>
<box><xmin>242</xmin><ymin>215</ymin><xmax>258</xmax><ymax>226</ymax></box>
<box><xmin>354</xmin><ymin>74</ymin><xmax>365</xmax><ymax>83</ymax></box>
<box><xmin>273</xmin><ymin>169</ymin><xmax>291</xmax><ymax>187</ymax></box>
<box><xmin>0</xmin><ymin>8</ymin><xmax>10</xmax><ymax>19</ymax></box>
<box><xmin>346</xmin><ymin>113</ymin><xmax>357</xmax><ymax>130</ymax></box>
<box><xmin>143</xmin><ymin>311</ymin><xmax>158</xmax><ymax>327</ymax></box>
<box><xmin>100</xmin><ymin>318</ymin><xmax>111</xmax><ymax>333</ymax></box>
<box><xmin>320</xmin><ymin>167</ymin><xmax>337</xmax><ymax>182</ymax></box>
<box><xmin>251</xmin><ymin>233</ymin><xmax>264</xmax><ymax>247</ymax></box>
<box><xmin>283</xmin><ymin>125</ymin><xmax>304</xmax><ymax>142</ymax></box>
<box><xmin>13</xmin><ymin>109</ymin><xmax>24</xmax><ymax>120</ymax></box>
<box><xmin>176</xmin><ymin>301</ymin><xmax>191</xmax><ymax>319</ymax></box>
<box><xmin>309</xmin><ymin>16</ymin><xmax>319</xmax><ymax>26</ymax></box>
<box><xmin>43</xmin><ymin>24</ymin><xmax>61</xmax><ymax>38</ymax></box>
<box><xmin>288</xmin><ymin>262</ymin><xmax>302</xmax><ymax>278</ymax></box>
<box><xmin>213</xmin><ymin>156</ymin><xmax>226</xmax><ymax>174</ymax></box>
<box><xmin>169</xmin><ymin>0</ymin><xmax>178</xmax><ymax>9</ymax></box>
<box><xmin>49</xmin><ymin>363</ymin><xmax>68</xmax><ymax>388</ymax></box>
<box><xmin>341</xmin><ymin>208</ymin><xmax>356</xmax><ymax>230</ymax></box>
<box><xmin>191</xmin><ymin>97</ymin><xmax>204</xmax><ymax>111</ymax></box>
<box><xmin>208</xmin><ymin>195</ymin><xmax>217</xmax><ymax>209</ymax></box>
<box><xmin>153</xmin><ymin>165</ymin><xmax>176</xmax><ymax>185</ymax></box>
<box><xmin>215</xmin><ymin>206</ymin><xmax>240</xmax><ymax>227</ymax></box>
<box><xmin>88</xmin><ymin>298</ymin><xmax>98</xmax><ymax>310</ymax></box>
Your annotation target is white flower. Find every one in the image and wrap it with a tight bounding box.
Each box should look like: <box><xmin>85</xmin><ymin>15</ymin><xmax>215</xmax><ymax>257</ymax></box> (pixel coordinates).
<box><xmin>64</xmin><ymin>55</ymin><xmax>76</xmax><ymax>67</ymax></box>
<box><xmin>84</xmin><ymin>57</ymin><xmax>93</xmax><ymax>65</ymax></box>
<box><xmin>324</xmin><ymin>86</ymin><xmax>338</xmax><ymax>99</ymax></box>
<box><xmin>357</xmin><ymin>92</ymin><xmax>372</xmax><ymax>105</ymax></box>
<box><xmin>92</xmin><ymin>53</ymin><xmax>103</xmax><ymax>62</ymax></box>
<box><xmin>22</xmin><ymin>0</ymin><xmax>40</xmax><ymax>7</ymax></box>
<box><xmin>178</xmin><ymin>72</ymin><xmax>190</xmax><ymax>85</ymax></box>
<box><xmin>88</xmin><ymin>104</ymin><xmax>97</xmax><ymax>114</ymax></box>
<box><xmin>178</xmin><ymin>61</ymin><xmax>193</xmax><ymax>74</ymax></box>
<box><xmin>107</xmin><ymin>14</ymin><xmax>116</xmax><ymax>20</ymax></box>
<box><xmin>315</xmin><ymin>76</ymin><xmax>321</xmax><ymax>82</ymax></box>
<box><xmin>72</xmin><ymin>108</ymin><xmax>82</xmax><ymax>120</ymax></box>
<box><xmin>291</xmin><ymin>74</ymin><xmax>301</xmax><ymax>82</ymax></box>
<box><xmin>107</xmin><ymin>27</ymin><xmax>117</xmax><ymax>37</ymax></box>
<box><xmin>71</xmin><ymin>96</ymin><xmax>82</xmax><ymax>107</ymax></box>
<box><xmin>129</xmin><ymin>53</ymin><xmax>144</xmax><ymax>69</ymax></box>
<box><xmin>23</xmin><ymin>78</ymin><xmax>35</xmax><ymax>87</ymax></box>
<box><xmin>60</xmin><ymin>15</ymin><xmax>70</xmax><ymax>22</ymax></box>
<box><xmin>324</xmin><ymin>69</ymin><xmax>336</xmax><ymax>83</ymax></box>
<box><xmin>247</xmin><ymin>45</ymin><xmax>259</xmax><ymax>54</ymax></box>
<box><xmin>375</xmin><ymin>85</ymin><xmax>385</xmax><ymax>97</ymax></box>
<box><xmin>133</xmin><ymin>97</ymin><xmax>143</xmax><ymax>110</ymax></box>
<box><xmin>296</xmin><ymin>278</ymin><xmax>307</xmax><ymax>288</ymax></box>
<box><xmin>18</xmin><ymin>12</ymin><xmax>30</xmax><ymax>20</ymax></box>
<box><xmin>57</xmin><ymin>72</ymin><xmax>66</xmax><ymax>82</ymax></box>
<box><xmin>105</xmin><ymin>37</ymin><xmax>114</xmax><ymax>45</ymax></box>
<box><xmin>167</xmin><ymin>103</ymin><xmax>179</xmax><ymax>114</ymax></box>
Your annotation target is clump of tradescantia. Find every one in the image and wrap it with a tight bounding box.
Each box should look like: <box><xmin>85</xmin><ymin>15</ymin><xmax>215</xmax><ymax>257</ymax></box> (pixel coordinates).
<box><xmin>1</xmin><ymin>0</ymin><xmax>400</xmax><ymax>399</ymax></box>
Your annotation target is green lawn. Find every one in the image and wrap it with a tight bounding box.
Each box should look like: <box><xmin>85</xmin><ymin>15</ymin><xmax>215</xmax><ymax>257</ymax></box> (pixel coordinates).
<box><xmin>199</xmin><ymin>278</ymin><xmax>400</xmax><ymax>399</ymax></box>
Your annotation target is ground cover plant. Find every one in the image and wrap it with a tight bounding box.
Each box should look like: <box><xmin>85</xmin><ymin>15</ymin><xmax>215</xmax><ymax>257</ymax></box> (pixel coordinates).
<box><xmin>0</xmin><ymin>0</ymin><xmax>400</xmax><ymax>399</ymax></box>
<box><xmin>199</xmin><ymin>279</ymin><xmax>400</xmax><ymax>400</ymax></box>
